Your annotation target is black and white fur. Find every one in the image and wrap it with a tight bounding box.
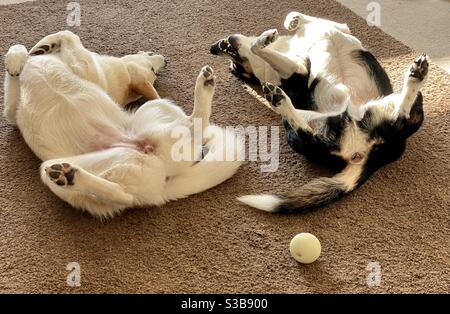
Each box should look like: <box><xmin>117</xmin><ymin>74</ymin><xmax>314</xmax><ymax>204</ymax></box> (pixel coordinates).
<box><xmin>211</xmin><ymin>12</ymin><xmax>428</xmax><ymax>213</ymax></box>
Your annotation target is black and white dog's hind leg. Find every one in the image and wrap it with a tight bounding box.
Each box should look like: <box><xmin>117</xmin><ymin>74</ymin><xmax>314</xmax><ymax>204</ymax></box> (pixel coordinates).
<box><xmin>359</xmin><ymin>54</ymin><xmax>429</xmax><ymax>136</ymax></box>
<box><xmin>397</xmin><ymin>54</ymin><xmax>428</xmax><ymax>120</ymax></box>
<box><xmin>284</xmin><ymin>11</ymin><xmax>351</xmax><ymax>34</ymax></box>
<box><xmin>3</xmin><ymin>44</ymin><xmax>28</xmax><ymax>124</ymax></box>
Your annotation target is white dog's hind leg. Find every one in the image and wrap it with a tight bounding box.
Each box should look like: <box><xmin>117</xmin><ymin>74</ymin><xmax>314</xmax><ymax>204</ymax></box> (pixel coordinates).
<box><xmin>3</xmin><ymin>44</ymin><xmax>28</xmax><ymax>124</ymax></box>
<box><xmin>41</xmin><ymin>160</ymin><xmax>134</xmax><ymax>218</ymax></box>
<box><xmin>28</xmin><ymin>30</ymin><xmax>81</xmax><ymax>56</ymax></box>
<box><xmin>251</xmin><ymin>29</ymin><xmax>307</xmax><ymax>79</ymax></box>
<box><xmin>191</xmin><ymin>66</ymin><xmax>215</xmax><ymax>131</ymax></box>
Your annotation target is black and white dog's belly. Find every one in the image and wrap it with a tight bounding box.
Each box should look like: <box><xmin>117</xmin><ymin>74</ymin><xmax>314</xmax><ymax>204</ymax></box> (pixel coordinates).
<box><xmin>283</xmin><ymin>119</ymin><xmax>348</xmax><ymax>173</ymax></box>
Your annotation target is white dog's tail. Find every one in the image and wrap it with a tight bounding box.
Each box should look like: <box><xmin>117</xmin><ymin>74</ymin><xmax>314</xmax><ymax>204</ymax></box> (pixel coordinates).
<box><xmin>238</xmin><ymin>163</ymin><xmax>364</xmax><ymax>213</ymax></box>
<box><xmin>164</xmin><ymin>125</ymin><xmax>243</xmax><ymax>200</ymax></box>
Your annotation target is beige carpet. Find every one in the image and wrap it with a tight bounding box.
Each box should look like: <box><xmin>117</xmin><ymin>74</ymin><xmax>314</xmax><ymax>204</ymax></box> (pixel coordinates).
<box><xmin>0</xmin><ymin>0</ymin><xmax>449</xmax><ymax>293</ymax></box>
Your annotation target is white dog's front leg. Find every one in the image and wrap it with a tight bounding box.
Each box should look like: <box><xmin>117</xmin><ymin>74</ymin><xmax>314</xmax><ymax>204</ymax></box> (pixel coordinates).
<box><xmin>191</xmin><ymin>66</ymin><xmax>215</xmax><ymax>131</ymax></box>
<box><xmin>3</xmin><ymin>44</ymin><xmax>28</xmax><ymax>124</ymax></box>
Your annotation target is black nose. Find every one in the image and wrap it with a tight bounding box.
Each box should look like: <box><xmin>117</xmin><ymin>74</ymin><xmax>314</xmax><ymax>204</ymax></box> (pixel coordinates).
<box><xmin>210</xmin><ymin>41</ymin><xmax>221</xmax><ymax>55</ymax></box>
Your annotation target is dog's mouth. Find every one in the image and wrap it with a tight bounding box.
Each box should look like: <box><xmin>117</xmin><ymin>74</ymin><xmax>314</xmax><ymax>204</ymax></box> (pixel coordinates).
<box><xmin>210</xmin><ymin>36</ymin><xmax>241</xmax><ymax>59</ymax></box>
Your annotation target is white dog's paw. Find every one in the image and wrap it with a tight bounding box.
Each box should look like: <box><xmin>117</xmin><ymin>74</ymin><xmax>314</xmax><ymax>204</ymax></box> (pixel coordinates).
<box><xmin>198</xmin><ymin>65</ymin><xmax>215</xmax><ymax>87</ymax></box>
<box><xmin>29</xmin><ymin>40</ymin><xmax>58</xmax><ymax>56</ymax></box>
<box><xmin>45</xmin><ymin>163</ymin><xmax>77</xmax><ymax>187</ymax></box>
<box><xmin>284</xmin><ymin>12</ymin><xmax>307</xmax><ymax>32</ymax></box>
<box><xmin>252</xmin><ymin>29</ymin><xmax>278</xmax><ymax>52</ymax></box>
<box><xmin>29</xmin><ymin>30</ymin><xmax>79</xmax><ymax>56</ymax></box>
<box><xmin>5</xmin><ymin>44</ymin><xmax>28</xmax><ymax>76</ymax></box>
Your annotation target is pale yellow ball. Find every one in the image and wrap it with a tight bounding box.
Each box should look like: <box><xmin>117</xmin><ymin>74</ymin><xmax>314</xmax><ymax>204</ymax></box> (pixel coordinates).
<box><xmin>289</xmin><ymin>233</ymin><xmax>321</xmax><ymax>264</ymax></box>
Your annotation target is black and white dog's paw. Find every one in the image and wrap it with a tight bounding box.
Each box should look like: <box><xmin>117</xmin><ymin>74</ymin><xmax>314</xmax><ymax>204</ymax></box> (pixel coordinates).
<box><xmin>45</xmin><ymin>163</ymin><xmax>77</xmax><ymax>187</ymax></box>
<box><xmin>252</xmin><ymin>29</ymin><xmax>279</xmax><ymax>52</ymax></box>
<box><xmin>262</xmin><ymin>82</ymin><xmax>286</xmax><ymax>108</ymax></box>
<box><xmin>199</xmin><ymin>65</ymin><xmax>215</xmax><ymax>87</ymax></box>
<box><xmin>284</xmin><ymin>12</ymin><xmax>305</xmax><ymax>32</ymax></box>
<box><xmin>408</xmin><ymin>54</ymin><xmax>429</xmax><ymax>82</ymax></box>
<box><xmin>5</xmin><ymin>44</ymin><xmax>28</xmax><ymax>76</ymax></box>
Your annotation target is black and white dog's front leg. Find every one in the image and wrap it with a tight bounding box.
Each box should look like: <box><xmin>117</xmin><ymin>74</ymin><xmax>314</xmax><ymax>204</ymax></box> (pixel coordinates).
<box><xmin>262</xmin><ymin>82</ymin><xmax>334</xmax><ymax>133</ymax></box>
<box><xmin>251</xmin><ymin>29</ymin><xmax>307</xmax><ymax>79</ymax></box>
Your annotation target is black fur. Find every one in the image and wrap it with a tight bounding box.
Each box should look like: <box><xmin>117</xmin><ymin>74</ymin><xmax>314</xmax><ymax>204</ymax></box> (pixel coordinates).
<box><xmin>356</xmin><ymin>92</ymin><xmax>424</xmax><ymax>186</ymax></box>
<box><xmin>279</xmin><ymin>58</ymin><xmax>319</xmax><ymax>110</ymax></box>
<box><xmin>352</xmin><ymin>50</ymin><xmax>393</xmax><ymax>96</ymax></box>
<box><xmin>283</xmin><ymin>115</ymin><xmax>348</xmax><ymax>173</ymax></box>
<box><xmin>230</xmin><ymin>62</ymin><xmax>260</xmax><ymax>85</ymax></box>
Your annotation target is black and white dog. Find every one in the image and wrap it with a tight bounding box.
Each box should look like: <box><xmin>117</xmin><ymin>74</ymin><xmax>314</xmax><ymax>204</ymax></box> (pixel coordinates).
<box><xmin>211</xmin><ymin>12</ymin><xmax>429</xmax><ymax>213</ymax></box>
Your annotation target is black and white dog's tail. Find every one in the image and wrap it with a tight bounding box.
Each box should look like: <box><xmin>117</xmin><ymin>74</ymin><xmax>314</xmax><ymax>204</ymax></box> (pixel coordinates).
<box><xmin>238</xmin><ymin>163</ymin><xmax>364</xmax><ymax>213</ymax></box>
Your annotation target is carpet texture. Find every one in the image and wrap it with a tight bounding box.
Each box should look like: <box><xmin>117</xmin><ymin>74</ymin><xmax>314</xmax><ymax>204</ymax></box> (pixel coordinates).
<box><xmin>0</xmin><ymin>0</ymin><xmax>449</xmax><ymax>293</ymax></box>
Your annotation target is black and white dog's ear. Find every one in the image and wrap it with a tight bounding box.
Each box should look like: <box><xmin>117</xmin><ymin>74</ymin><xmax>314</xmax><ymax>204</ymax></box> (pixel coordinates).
<box><xmin>230</xmin><ymin>61</ymin><xmax>259</xmax><ymax>84</ymax></box>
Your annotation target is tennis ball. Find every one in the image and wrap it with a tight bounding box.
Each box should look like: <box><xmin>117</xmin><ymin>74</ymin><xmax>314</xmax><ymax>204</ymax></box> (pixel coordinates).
<box><xmin>289</xmin><ymin>233</ymin><xmax>321</xmax><ymax>264</ymax></box>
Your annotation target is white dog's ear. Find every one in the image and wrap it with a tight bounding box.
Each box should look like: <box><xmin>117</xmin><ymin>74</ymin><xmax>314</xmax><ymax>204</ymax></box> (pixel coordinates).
<box><xmin>148</xmin><ymin>54</ymin><xmax>167</xmax><ymax>74</ymax></box>
<box><xmin>132</xmin><ymin>81</ymin><xmax>160</xmax><ymax>101</ymax></box>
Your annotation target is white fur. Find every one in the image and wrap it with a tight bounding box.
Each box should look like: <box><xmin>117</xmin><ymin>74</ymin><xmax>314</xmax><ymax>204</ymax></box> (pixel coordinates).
<box><xmin>237</xmin><ymin>194</ymin><xmax>282</xmax><ymax>212</ymax></box>
<box><xmin>3</xmin><ymin>31</ymin><xmax>242</xmax><ymax>218</ymax></box>
<box><xmin>233</xmin><ymin>12</ymin><xmax>380</xmax><ymax>113</ymax></box>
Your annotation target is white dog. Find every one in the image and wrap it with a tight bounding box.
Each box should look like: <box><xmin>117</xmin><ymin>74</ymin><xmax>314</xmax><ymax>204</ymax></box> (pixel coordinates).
<box><xmin>3</xmin><ymin>31</ymin><xmax>242</xmax><ymax>218</ymax></box>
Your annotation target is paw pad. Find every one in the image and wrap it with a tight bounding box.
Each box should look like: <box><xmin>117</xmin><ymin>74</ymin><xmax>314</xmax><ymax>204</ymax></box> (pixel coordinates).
<box><xmin>262</xmin><ymin>83</ymin><xmax>285</xmax><ymax>107</ymax></box>
<box><xmin>201</xmin><ymin>66</ymin><xmax>215</xmax><ymax>86</ymax></box>
<box><xmin>45</xmin><ymin>163</ymin><xmax>76</xmax><ymax>187</ymax></box>
<box><xmin>284</xmin><ymin>12</ymin><xmax>305</xmax><ymax>32</ymax></box>
<box><xmin>409</xmin><ymin>54</ymin><xmax>429</xmax><ymax>81</ymax></box>
<box><xmin>255</xmin><ymin>29</ymin><xmax>279</xmax><ymax>50</ymax></box>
